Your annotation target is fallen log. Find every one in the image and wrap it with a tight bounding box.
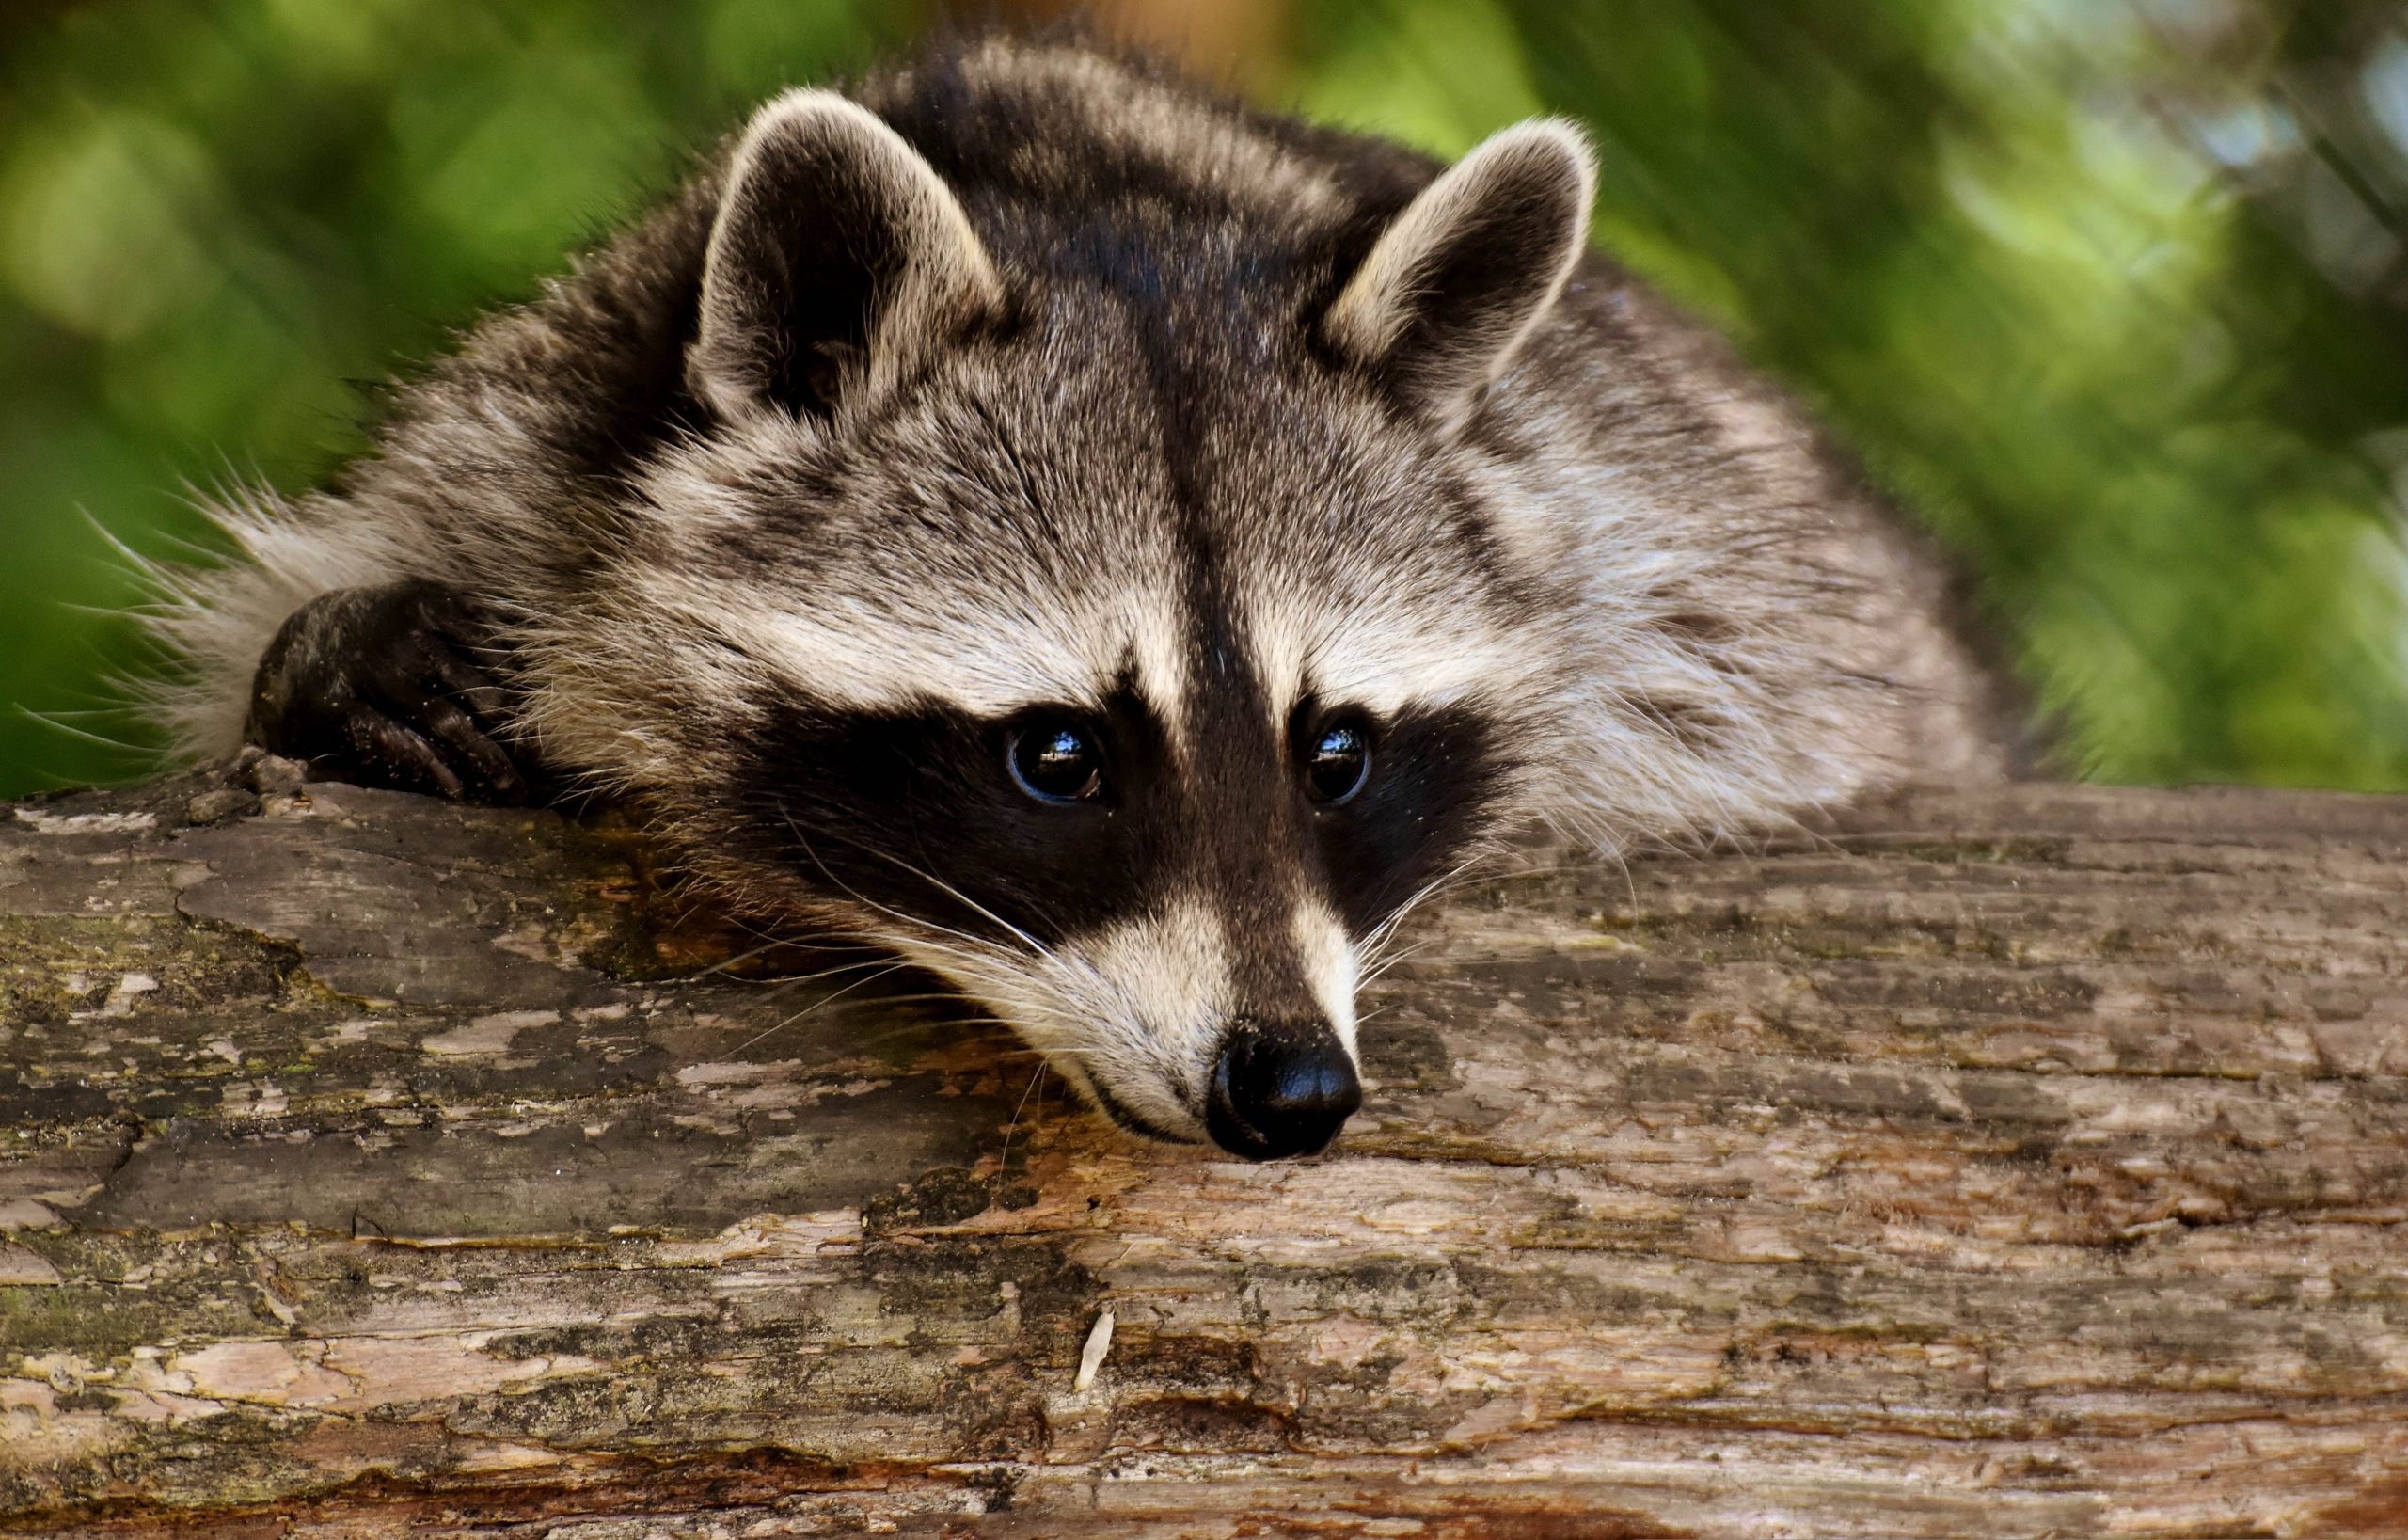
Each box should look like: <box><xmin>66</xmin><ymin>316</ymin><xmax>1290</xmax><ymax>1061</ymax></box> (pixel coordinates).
<box><xmin>1</xmin><ymin>770</ymin><xmax>2403</xmax><ymax>1537</ymax></box>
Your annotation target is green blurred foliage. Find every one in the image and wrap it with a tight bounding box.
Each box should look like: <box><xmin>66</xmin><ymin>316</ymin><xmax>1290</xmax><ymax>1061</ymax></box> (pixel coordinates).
<box><xmin>4</xmin><ymin>0</ymin><xmax>2407</xmax><ymax>794</ymax></box>
<box><xmin>0</xmin><ymin>0</ymin><xmax>924</xmax><ymax>793</ymax></box>
<box><xmin>1295</xmin><ymin>0</ymin><xmax>2408</xmax><ymax>787</ymax></box>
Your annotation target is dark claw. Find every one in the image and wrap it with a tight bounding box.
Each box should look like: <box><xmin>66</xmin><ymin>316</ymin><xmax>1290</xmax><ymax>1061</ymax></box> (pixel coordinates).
<box><xmin>246</xmin><ymin>580</ymin><xmax>539</xmax><ymax>804</ymax></box>
<box><xmin>343</xmin><ymin>703</ymin><xmax>463</xmax><ymax>799</ymax></box>
<box><xmin>409</xmin><ymin>691</ymin><xmax>524</xmax><ymax>798</ymax></box>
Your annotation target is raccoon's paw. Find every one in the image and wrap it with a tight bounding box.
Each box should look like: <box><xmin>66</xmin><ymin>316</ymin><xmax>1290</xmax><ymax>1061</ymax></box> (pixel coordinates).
<box><xmin>246</xmin><ymin>580</ymin><xmax>534</xmax><ymax>804</ymax></box>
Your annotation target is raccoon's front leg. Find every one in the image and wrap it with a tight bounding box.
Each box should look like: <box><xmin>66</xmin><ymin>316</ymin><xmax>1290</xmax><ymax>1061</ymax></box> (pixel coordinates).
<box><xmin>246</xmin><ymin>579</ymin><xmax>533</xmax><ymax>803</ymax></box>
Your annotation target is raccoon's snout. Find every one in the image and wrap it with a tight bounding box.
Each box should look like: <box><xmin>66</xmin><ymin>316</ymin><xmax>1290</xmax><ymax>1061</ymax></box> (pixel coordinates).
<box><xmin>1203</xmin><ymin>1019</ymin><xmax>1361</xmax><ymax>1161</ymax></box>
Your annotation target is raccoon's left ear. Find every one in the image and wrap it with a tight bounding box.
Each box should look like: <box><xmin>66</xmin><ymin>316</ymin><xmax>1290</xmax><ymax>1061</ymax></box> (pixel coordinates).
<box><xmin>1321</xmin><ymin>119</ymin><xmax>1597</xmax><ymax>434</ymax></box>
<box><xmin>689</xmin><ymin>89</ymin><xmax>1006</xmax><ymax>424</ymax></box>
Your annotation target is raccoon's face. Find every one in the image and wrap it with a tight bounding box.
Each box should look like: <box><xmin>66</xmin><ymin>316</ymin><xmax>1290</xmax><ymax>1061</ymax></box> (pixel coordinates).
<box><xmin>586</xmin><ymin>89</ymin><xmax>1594</xmax><ymax>1158</ymax></box>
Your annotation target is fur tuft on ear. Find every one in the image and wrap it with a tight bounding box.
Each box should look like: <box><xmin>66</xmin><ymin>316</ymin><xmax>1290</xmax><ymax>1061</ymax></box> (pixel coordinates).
<box><xmin>689</xmin><ymin>89</ymin><xmax>1004</xmax><ymax>422</ymax></box>
<box><xmin>1322</xmin><ymin>119</ymin><xmax>1596</xmax><ymax>432</ymax></box>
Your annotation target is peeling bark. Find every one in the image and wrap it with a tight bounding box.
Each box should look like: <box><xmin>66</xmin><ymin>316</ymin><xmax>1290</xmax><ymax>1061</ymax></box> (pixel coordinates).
<box><xmin>2</xmin><ymin>772</ymin><xmax>2404</xmax><ymax>1537</ymax></box>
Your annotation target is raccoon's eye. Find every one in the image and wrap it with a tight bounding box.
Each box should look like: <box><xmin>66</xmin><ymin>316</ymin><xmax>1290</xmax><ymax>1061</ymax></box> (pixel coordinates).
<box><xmin>1007</xmin><ymin>722</ymin><xmax>1104</xmax><ymax>804</ymax></box>
<box><xmin>1304</xmin><ymin>720</ymin><xmax>1372</xmax><ymax>805</ymax></box>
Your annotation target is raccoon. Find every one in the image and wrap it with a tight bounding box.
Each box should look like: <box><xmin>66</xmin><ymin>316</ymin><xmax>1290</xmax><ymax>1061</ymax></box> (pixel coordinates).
<box><xmin>151</xmin><ymin>36</ymin><xmax>2006</xmax><ymax>1160</ymax></box>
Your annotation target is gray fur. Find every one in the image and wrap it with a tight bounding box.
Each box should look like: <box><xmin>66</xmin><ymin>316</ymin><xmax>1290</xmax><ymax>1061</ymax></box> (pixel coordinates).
<box><xmin>145</xmin><ymin>36</ymin><xmax>2007</xmax><ymax>1144</ymax></box>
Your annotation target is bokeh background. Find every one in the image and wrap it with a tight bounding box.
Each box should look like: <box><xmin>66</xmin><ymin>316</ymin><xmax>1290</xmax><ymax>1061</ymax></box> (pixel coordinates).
<box><xmin>5</xmin><ymin>0</ymin><xmax>2408</xmax><ymax>797</ymax></box>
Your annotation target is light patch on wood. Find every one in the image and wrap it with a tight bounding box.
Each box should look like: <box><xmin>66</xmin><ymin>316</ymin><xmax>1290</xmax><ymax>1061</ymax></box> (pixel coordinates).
<box><xmin>675</xmin><ymin>1061</ymin><xmax>895</xmax><ymax>1111</ymax></box>
<box><xmin>151</xmin><ymin>1337</ymin><xmax>604</xmax><ymax>1416</ymax></box>
<box><xmin>71</xmin><ymin>972</ymin><xmax>157</xmax><ymax>1021</ymax></box>
<box><xmin>0</xmin><ymin>1199</ymin><xmax>60</xmax><ymax>1232</ymax></box>
<box><xmin>0</xmin><ymin>1241</ymin><xmax>60</xmax><ymax>1285</ymax></box>
<box><xmin>654</xmin><ymin>1210</ymin><xmax>866</xmax><ymax>1264</ymax></box>
<box><xmin>420</xmin><ymin>1010</ymin><xmax>555</xmax><ymax>1057</ymax></box>
<box><xmin>218</xmin><ymin>1080</ymin><xmax>290</xmax><ymax>1118</ymax></box>
<box><xmin>1072</xmin><ymin>1307</ymin><xmax>1115</xmax><ymax>1393</ymax></box>
<box><xmin>11</xmin><ymin>809</ymin><xmax>155</xmax><ymax>834</ymax></box>
<box><xmin>1440</xmin><ymin>1392</ymin><xmax>1537</xmax><ymax>1446</ymax></box>
<box><xmin>167</xmin><ymin>1342</ymin><xmax>355</xmax><ymax>1408</ymax></box>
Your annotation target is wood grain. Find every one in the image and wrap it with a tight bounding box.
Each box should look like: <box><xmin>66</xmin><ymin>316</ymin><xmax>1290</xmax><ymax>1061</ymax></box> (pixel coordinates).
<box><xmin>2</xmin><ymin>772</ymin><xmax>2403</xmax><ymax>1537</ymax></box>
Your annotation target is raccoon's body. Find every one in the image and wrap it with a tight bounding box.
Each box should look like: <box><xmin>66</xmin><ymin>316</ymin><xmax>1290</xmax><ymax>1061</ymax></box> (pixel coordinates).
<box><xmin>154</xmin><ymin>37</ymin><xmax>2005</xmax><ymax>1158</ymax></box>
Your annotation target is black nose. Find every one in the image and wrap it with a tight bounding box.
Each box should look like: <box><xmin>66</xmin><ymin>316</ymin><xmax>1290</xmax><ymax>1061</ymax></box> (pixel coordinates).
<box><xmin>1205</xmin><ymin>1020</ymin><xmax>1362</xmax><ymax>1161</ymax></box>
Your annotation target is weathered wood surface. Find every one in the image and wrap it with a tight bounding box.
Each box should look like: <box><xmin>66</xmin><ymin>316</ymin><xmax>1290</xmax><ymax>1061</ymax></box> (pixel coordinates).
<box><xmin>1</xmin><ymin>771</ymin><xmax>2404</xmax><ymax>1538</ymax></box>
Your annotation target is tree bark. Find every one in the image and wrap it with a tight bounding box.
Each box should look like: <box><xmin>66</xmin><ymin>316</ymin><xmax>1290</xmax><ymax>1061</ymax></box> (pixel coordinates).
<box><xmin>2</xmin><ymin>771</ymin><xmax>2404</xmax><ymax>1537</ymax></box>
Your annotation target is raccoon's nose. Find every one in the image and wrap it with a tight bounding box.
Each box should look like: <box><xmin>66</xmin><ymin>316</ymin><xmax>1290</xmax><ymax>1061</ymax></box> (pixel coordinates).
<box><xmin>1204</xmin><ymin>1020</ymin><xmax>1361</xmax><ymax>1161</ymax></box>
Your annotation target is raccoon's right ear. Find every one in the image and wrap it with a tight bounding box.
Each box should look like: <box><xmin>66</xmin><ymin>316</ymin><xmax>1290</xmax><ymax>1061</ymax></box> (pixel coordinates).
<box><xmin>689</xmin><ymin>89</ymin><xmax>1005</xmax><ymax>423</ymax></box>
<box><xmin>1321</xmin><ymin>119</ymin><xmax>1597</xmax><ymax>434</ymax></box>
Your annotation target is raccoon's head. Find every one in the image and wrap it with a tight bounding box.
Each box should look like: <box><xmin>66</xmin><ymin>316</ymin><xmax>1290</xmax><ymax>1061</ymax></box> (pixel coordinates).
<box><xmin>552</xmin><ymin>86</ymin><xmax>1595</xmax><ymax>1158</ymax></box>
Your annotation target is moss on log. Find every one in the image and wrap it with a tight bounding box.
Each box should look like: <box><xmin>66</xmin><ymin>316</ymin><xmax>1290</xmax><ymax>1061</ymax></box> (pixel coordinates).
<box><xmin>2</xmin><ymin>771</ymin><xmax>2404</xmax><ymax>1537</ymax></box>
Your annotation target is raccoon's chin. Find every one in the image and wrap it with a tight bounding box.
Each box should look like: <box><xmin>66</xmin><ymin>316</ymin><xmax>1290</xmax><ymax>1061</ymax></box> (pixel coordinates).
<box><xmin>1071</xmin><ymin>1068</ymin><xmax>1203</xmax><ymax>1146</ymax></box>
